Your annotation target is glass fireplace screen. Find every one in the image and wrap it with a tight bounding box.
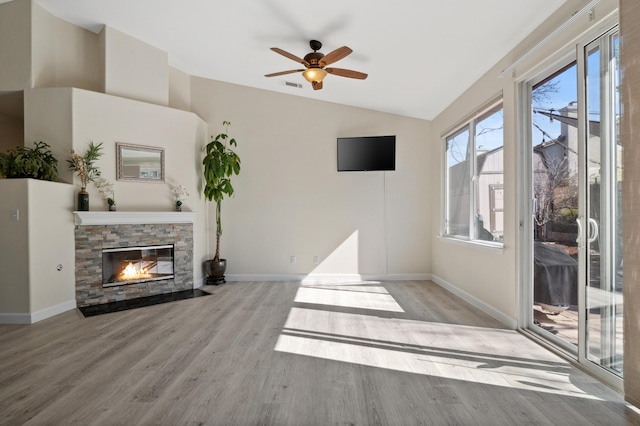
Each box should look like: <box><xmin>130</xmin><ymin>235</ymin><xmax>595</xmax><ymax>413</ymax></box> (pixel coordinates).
<box><xmin>102</xmin><ymin>244</ymin><xmax>174</xmax><ymax>287</ymax></box>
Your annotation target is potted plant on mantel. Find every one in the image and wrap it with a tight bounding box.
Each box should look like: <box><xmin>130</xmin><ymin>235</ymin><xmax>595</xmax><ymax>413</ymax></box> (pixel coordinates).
<box><xmin>67</xmin><ymin>142</ymin><xmax>103</xmax><ymax>211</ymax></box>
<box><xmin>202</xmin><ymin>121</ymin><xmax>241</xmax><ymax>284</ymax></box>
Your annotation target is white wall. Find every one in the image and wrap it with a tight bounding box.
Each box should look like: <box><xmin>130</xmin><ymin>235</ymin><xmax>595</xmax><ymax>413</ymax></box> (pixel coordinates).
<box><xmin>0</xmin><ymin>113</ymin><xmax>24</xmax><ymax>152</ymax></box>
<box><xmin>27</xmin><ymin>179</ymin><xmax>75</xmax><ymax>314</ymax></box>
<box><xmin>0</xmin><ymin>179</ymin><xmax>30</xmax><ymax>315</ymax></box>
<box><xmin>190</xmin><ymin>79</ymin><xmax>431</xmax><ymax>278</ymax></box>
<box><xmin>0</xmin><ymin>179</ymin><xmax>75</xmax><ymax>323</ymax></box>
<box><xmin>621</xmin><ymin>0</ymin><xmax>640</xmax><ymax>407</ymax></box>
<box><xmin>100</xmin><ymin>26</ymin><xmax>169</xmax><ymax>106</ymax></box>
<box><xmin>169</xmin><ymin>67</ymin><xmax>191</xmax><ymax>111</ymax></box>
<box><xmin>0</xmin><ymin>0</ymin><xmax>31</xmax><ymax>91</ymax></box>
<box><xmin>23</xmin><ymin>87</ymin><xmax>74</xmax><ymax>184</ymax></box>
<box><xmin>0</xmin><ymin>91</ymin><xmax>24</xmax><ymax>152</ymax></box>
<box><xmin>31</xmin><ymin>1</ymin><xmax>100</xmax><ymax>92</ymax></box>
<box><xmin>429</xmin><ymin>0</ymin><xmax>618</xmax><ymax>320</ymax></box>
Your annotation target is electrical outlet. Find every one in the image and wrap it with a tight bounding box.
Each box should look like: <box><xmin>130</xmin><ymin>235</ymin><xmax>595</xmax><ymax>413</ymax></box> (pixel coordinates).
<box><xmin>290</xmin><ymin>255</ymin><xmax>296</xmax><ymax>264</ymax></box>
<box><xmin>313</xmin><ymin>256</ymin><xmax>320</xmax><ymax>264</ymax></box>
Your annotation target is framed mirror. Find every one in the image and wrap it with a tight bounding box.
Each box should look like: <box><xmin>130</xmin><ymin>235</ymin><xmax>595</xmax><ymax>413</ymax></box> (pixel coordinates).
<box><xmin>116</xmin><ymin>143</ymin><xmax>165</xmax><ymax>182</ymax></box>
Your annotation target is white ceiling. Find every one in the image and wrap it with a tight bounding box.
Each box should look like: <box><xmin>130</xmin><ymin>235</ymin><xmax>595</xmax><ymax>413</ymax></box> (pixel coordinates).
<box><xmin>27</xmin><ymin>0</ymin><xmax>566</xmax><ymax>120</ymax></box>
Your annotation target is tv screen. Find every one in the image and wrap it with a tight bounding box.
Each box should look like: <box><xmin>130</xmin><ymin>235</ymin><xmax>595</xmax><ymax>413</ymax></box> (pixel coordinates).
<box><xmin>337</xmin><ymin>135</ymin><xmax>396</xmax><ymax>172</ymax></box>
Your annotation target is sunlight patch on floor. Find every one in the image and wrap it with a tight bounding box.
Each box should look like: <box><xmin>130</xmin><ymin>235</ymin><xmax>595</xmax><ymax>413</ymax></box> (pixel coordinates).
<box><xmin>275</xmin><ymin>307</ymin><xmax>601</xmax><ymax>401</ymax></box>
<box><xmin>294</xmin><ymin>283</ymin><xmax>404</xmax><ymax>312</ymax></box>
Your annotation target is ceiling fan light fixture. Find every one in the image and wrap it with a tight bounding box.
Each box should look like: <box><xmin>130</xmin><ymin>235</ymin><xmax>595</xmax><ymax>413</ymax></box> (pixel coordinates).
<box><xmin>302</xmin><ymin>68</ymin><xmax>327</xmax><ymax>83</ymax></box>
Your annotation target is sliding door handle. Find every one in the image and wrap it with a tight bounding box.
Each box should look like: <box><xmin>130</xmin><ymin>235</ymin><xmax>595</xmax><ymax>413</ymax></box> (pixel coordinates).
<box><xmin>576</xmin><ymin>217</ymin><xmax>583</xmax><ymax>248</ymax></box>
<box><xmin>588</xmin><ymin>218</ymin><xmax>599</xmax><ymax>243</ymax></box>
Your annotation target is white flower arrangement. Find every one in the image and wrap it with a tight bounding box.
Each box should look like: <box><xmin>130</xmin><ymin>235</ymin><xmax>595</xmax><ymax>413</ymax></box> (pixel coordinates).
<box><xmin>95</xmin><ymin>179</ymin><xmax>116</xmax><ymax>206</ymax></box>
<box><xmin>172</xmin><ymin>184</ymin><xmax>189</xmax><ymax>207</ymax></box>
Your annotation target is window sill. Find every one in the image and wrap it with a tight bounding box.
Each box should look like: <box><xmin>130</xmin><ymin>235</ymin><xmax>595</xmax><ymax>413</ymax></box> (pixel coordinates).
<box><xmin>437</xmin><ymin>235</ymin><xmax>504</xmax><ymax>253</ymax></box>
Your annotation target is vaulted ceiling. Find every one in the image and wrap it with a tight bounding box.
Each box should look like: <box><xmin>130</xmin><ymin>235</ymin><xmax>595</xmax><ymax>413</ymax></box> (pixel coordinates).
<box><xmin>22</xmin><ymin>0</ymin><xmax>567</xmax><ymax>120</ymax></box>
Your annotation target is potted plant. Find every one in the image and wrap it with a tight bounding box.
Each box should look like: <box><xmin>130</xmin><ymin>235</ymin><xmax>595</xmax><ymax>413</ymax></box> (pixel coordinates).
<box><xmin>67</xmin><ymin>142</ymin><xmax>103</xmax><ymax>211</ymax></box>
<box><xmin>96</xmin><ymin>179</ymin><xmax>116</xmax><ymax>211</ymax></box>
<box><xmin>0</xmin><ymin>141</ymin><xmax>58</xmax><ymax>181</ymax></box>
<box><xmin>202</xmin><ymin>121</ymin><xmax>241</xmax><ymax>284</ymax></box>
<box><xmin>171</xmin><ymin>184</ymin><xmax>189</xmax><ymax>211</ymax></box>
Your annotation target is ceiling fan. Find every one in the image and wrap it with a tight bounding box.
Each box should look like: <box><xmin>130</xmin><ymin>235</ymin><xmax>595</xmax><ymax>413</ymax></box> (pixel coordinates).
<box><xmin>265</xmin><ymin>40</ymin><xmax>368</xmax><ymax>90</ymax></box>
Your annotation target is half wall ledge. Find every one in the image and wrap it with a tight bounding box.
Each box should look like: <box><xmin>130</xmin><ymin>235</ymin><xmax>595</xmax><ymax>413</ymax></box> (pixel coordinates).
<box><xmin>74</xmin><ymin>211</ymin><xmax>196</xmax><ymax>225</ymax></box>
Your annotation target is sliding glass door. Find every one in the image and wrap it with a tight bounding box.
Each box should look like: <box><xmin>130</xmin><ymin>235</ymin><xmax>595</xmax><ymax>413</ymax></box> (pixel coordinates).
<box><xmin>583</xmin><ymin>30</ymin><xmax>623</xmax><ymax>375</ymax></box>
<box><xmin>524</xmin><ymin>27</ymin><xmax>622</xmax><ymax>382</ymax></box>
<box><xmin>530</xmin><ymin>61</ymin><xmax>579</xmax><ymax>348</ymax></box>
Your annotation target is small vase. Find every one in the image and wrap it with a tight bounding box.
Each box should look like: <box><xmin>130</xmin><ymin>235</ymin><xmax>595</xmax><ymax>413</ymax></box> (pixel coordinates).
<box><xmin>78</xmin><ymin>188</ymin><xmax>89</xmax><ymax>211</ymax></box>
<box><xmin>175</xmin><ymin>204</ymin><xmax>182</xmax><ymax>212</ymax></box>
<box><xmin>109</xmin><ymin>204</ymin><xmax>117</xmax><ymax>211</ymax></box>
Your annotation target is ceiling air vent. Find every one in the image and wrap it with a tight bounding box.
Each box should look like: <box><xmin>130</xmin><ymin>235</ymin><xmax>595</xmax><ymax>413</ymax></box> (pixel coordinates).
<box><xmin>281</xmin><ymin>80</ymin><xmax>303</xmax><ymax>89</ymax></box>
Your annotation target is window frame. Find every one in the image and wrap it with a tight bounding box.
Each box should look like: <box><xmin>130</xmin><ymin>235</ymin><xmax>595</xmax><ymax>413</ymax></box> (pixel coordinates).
<box><xmin>442</xmin><ymin>98</ymin><xmax>505</xmax><ymax>247</ymax></box>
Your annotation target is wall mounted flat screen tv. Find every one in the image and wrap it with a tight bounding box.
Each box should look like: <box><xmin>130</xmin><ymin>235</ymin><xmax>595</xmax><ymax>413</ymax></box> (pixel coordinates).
<box><xmin>337</xmin><ymin>135</ymin><xmax>396</xmax><ymax>172</ymax></box>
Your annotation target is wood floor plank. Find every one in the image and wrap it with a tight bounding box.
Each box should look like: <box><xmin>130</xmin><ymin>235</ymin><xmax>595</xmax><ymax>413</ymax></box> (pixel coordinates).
<box><xmin>0</xmin><ymin>280</ymin><xmax>637</xmax><ymax>425</ymax></box>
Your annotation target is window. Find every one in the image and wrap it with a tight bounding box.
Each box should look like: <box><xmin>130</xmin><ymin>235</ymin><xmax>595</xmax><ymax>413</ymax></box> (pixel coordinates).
<box><xmin>444</xmin><ymin>101</ymin><xmax>504</xmax><ymax>243</ymax></box>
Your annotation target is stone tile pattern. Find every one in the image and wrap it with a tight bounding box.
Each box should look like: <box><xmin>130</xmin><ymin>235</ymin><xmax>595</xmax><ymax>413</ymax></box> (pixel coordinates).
<box><xmin>75</xmin><ymin>223</ymin><xmax>193</xmax><ymax>307</ymax></box>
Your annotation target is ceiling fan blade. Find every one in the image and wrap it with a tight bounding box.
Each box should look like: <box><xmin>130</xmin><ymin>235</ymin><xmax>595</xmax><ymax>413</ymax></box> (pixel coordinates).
<box><xmin>325</xmin><ymin>68</ymin><xmax>368</xmax><ymax>80</ymax></box>
<box><xmin>270</xmin><ymin>47</ymin><xmax>310</xmax><ymax>67</ymax></box>
<box><xmin>265</xmin><ymin>69</ymin><xmax>305</xmax><ymax>77</ymax></box>
<box><xmin>312</xmin><ymin>81</ymin><xmax>323</xmax><ymax>90</ymax></box>
<box><xmin>319</xmin><ymin>46</ymin><xmax>352</xmax><ymax>66</ymax></box>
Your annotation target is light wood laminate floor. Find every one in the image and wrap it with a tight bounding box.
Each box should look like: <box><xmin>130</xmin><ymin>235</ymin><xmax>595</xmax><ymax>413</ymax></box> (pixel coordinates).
<box><xmin>1</xmin><ymin>280</ymin><xmax>637</xmax><ymax>425</ymax></box>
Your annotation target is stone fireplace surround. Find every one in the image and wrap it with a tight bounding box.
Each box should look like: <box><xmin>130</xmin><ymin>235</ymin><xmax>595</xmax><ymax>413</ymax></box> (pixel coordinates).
<box><xmin>74</xmin><ymin>212</ymin><xmax>195</xmax><ymax>307</ymax></box>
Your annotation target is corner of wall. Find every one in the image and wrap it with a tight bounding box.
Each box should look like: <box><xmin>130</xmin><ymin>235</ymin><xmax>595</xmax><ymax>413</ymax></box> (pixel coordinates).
<box><xmin>101</xmin><ymin>25</ymin><xmax>169</xmax><ymax>106</ymax></box>
<box><xmin>169</xmin><ymin>67</ymin><xmax>192</xmax><ymax>111</ymax></box>
<box><xmin>98</xmin><ymin>27</ymin><xmax>106</xmax><ymax>94</ymax></box>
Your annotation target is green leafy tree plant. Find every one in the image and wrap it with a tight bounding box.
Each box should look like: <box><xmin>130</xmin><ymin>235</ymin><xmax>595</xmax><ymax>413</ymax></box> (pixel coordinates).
<box><xmin>203</xmin><ymin>121</ymin><xmax>241</xmax><ymax>262</ymax></box>
<box><xmin>0</xmin><ymin>141</ymin><xmax>59</xmax><ymax>181</ymax></box>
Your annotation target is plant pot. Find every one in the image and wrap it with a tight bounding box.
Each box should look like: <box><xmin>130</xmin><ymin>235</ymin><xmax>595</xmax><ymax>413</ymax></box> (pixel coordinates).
<box><xmin>204</xmin><ymin>259</ymin><xmax>226</xmax><ymax>285</ymax></box>
<box><xmin>109</xmin><ymin>204</ymin><xmax>117</xmax><ymax>211</ymax></box>
<box><xmin>78</xmin><ymin>188</ymin><xmax>89</xmax><ymax>211</ymax></box>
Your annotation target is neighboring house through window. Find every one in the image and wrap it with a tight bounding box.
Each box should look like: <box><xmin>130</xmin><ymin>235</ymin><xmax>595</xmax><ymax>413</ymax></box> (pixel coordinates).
<box><xmin>444</xmin><ymin>100</ymin><xmax>504</xmax><ymax>243</ymax></box>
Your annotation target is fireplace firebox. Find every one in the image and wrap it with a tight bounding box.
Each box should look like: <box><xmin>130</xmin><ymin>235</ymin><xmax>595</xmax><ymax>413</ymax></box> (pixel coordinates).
<box><xmin>102</xmin><ymin>245</ymin><xmax>174</xmax><ymax>287</ymax></box>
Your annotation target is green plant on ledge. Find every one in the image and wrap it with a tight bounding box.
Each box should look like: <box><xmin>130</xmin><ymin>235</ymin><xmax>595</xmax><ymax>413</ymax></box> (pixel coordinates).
<box><xmin>67</xmin><ymin>142</ymin><xmax>103</xmax><ymax>189</ymax></box>
<box><xmin>0</xmin><ymin>141</ymin><xmax>59</xmax><ymax>181</ymax></box>
<box><xmin>203</xmin><ymin>121</ymin><xmax>241</xmax><ymax>263</ymax></box>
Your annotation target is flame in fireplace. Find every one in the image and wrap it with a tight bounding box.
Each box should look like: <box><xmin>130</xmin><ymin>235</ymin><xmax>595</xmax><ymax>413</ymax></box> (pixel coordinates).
<box><xmin>120</xmin><ymin>262</ymin><xmax>151</xmax><ymax>281</ymax></box>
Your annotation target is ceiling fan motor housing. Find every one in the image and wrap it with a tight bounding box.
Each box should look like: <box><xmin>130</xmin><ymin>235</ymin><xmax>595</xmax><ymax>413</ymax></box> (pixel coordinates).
<box><xmin>304</xmin><ymin>51</ymin><xmax>324</xmax><ymax>66</ymax></box>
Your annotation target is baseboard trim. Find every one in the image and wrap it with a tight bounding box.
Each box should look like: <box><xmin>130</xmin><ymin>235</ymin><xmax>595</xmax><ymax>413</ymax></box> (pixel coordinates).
<box><xmin>193</xmin><ymin>277</ymin><xmax>206</xmax><ymax>289</ymax></box>
<box><xmin>225</xmin><ymin>273</ymin><xmax>432</xmax><ymax>283</ymax></box>
<box><xmin>0</xmin><ymin>299</ymin><xmax>76</xmax><ymax>324</ymax></box>
<box><xmin>31</xmin><ymin>300</ymin><xmax>77</xmax><ymax>323</ymax></box>
<box><xmin>430</xmin><ymin>274</ymin><xmax>517</xmax><ymax>329</ymax></box>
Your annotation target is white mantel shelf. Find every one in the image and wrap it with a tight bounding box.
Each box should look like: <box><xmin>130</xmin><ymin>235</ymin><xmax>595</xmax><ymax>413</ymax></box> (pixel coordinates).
<box><xmin>74</xmin><ymin>211</ymin><xmax>196</xmax><ymax>226</ymax></box>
